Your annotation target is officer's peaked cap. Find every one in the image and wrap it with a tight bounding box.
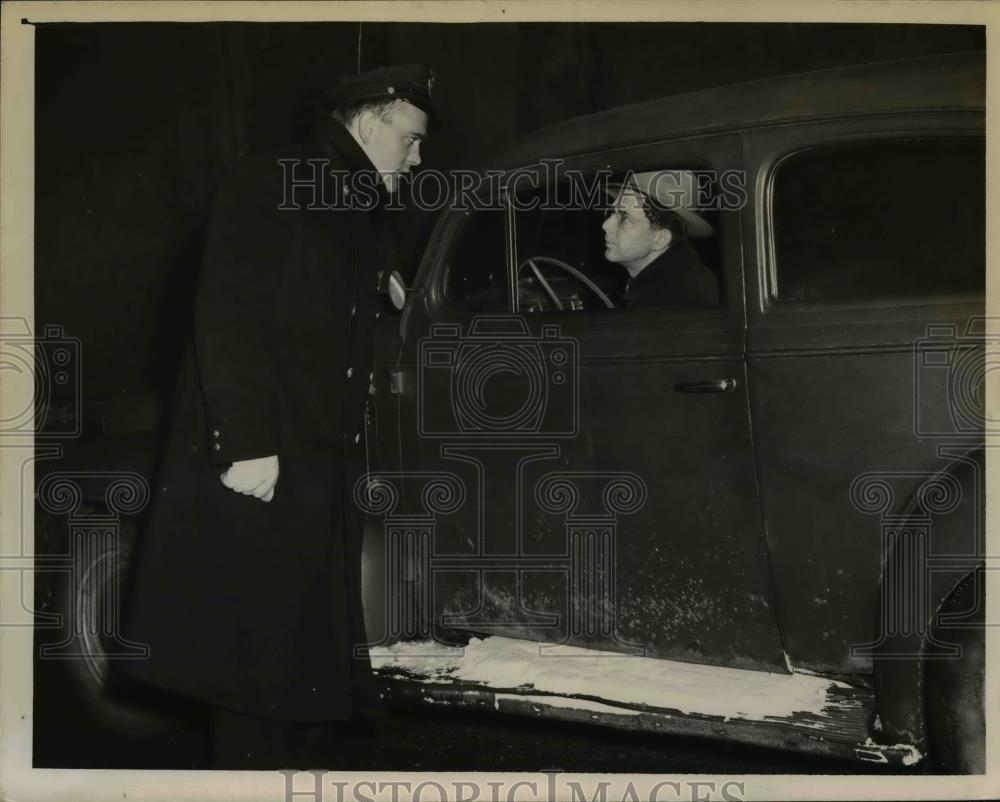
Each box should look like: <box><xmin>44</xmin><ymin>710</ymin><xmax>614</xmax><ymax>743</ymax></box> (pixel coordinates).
<box><xmin>331</xmin><ymin>63</ymin><xmax>437</xmax><ymax>119</ymax></box>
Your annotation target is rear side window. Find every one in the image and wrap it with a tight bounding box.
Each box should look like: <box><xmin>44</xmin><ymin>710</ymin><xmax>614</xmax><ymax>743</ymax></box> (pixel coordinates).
<box><xmin>771</xmin><ymin>138</ymin><xmax>984</xmax><ymax>303</ymax></box>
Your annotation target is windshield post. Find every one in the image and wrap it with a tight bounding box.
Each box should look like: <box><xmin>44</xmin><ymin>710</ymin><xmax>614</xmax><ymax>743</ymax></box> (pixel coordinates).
<box><xmin>504</xmin><ymin>190</ymin><xmax>519</xmax><ymax>313</ymax></box>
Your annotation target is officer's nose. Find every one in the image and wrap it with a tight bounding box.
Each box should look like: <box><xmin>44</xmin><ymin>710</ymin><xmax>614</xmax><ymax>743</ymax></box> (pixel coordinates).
<box><xmin>408</xmin><ymin>142</ymin><xmax>422</xmax><ymax>168</ymax></box>
<box><xmin>601</xmin><ymin>215</ymin><xmax>614</xmax><ymax>235</ymax></box>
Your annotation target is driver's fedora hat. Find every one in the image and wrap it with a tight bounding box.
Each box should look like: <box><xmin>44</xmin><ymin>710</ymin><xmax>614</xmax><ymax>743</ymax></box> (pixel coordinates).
<box><xmin>609</xmin><ymin>170</ymin><xmax>714</xmax><ymax>238</ymax></box>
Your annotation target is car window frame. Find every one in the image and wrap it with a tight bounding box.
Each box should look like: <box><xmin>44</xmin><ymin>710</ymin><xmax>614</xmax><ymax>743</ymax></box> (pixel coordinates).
<box><xmin>432</xmin><ymin>200</ymin><xmax>514</xmax><ymax>315</ymax></box>
<box><xmin>423</xmin><ymin>135</ymin><xmax>745</xmax><ymax>330</ymax></box>
<box><xmin>509</xmin><ymin>159</ymin><xmax>727</xmax><ymax>320</ymax></box>
<box><xmin>753</xmin><ymin>115</ymin><xmax>985</xmax><ymax>319</ymax></box>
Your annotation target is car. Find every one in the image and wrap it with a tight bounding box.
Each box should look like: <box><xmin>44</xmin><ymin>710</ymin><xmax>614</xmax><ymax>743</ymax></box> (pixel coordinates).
<box><xmin>359</xmin><ymin>50</ymin><xmax>986</xmax><ymax>771</ymax></box>
<box><xmin>36</xmin><ymin>50</ymin><xmax>985</xmax><ymax>771</ymax></box>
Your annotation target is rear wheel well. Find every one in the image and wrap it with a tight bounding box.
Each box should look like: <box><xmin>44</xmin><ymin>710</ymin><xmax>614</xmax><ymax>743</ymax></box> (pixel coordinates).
<box><xmin>869</xmin><ymin>448</ymin><xmax>983</xmax><ymax>757</ymax></box>
<box><xmin>923</xmin><ymin>567</ymin><xmax>985</xmax><ymax>773</ymax></box>
<box><xmin>37</xmin><ymin>497</ymin><xmax>189</xmax><ymax>737</ymax></box>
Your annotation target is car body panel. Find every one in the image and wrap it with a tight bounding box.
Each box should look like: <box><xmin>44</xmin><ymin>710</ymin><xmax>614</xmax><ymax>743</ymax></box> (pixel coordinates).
<box><xmin>378</xmin><ymin>131</ymin><xmax>790</xmax><ymax>671</ymax></box>
<box><xmin>741</xmin><ymin>114</ymin><xmax>984</xmax><ymax>675</ymax></box>
<box><xmin>360</xmin><ymin>50</ymin><xmax>986</xmax><ymax>761</ymax></box>
<box><xmin>492</xmin><ymin>51</ymin><xmax>984</xmax><ymax>168</ymax></box>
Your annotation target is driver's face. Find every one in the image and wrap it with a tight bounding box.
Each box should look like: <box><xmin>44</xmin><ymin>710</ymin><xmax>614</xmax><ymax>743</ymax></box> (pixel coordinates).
<box><xmin>602</xmin><ymin>190</ymin><xmax>659</xmax><ymax>276</ymax></box>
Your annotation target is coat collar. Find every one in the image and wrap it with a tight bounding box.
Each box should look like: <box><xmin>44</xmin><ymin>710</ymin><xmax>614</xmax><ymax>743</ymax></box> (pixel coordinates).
<box><xmin>310</xmin><ymin>119</ymin><xmax>391</xmax><ymax>209</ymax></box>
<box><xmin>320</xmin><ymin>120</ymin><xmax>377</xmax><ymax>174</ymax></box>
<box><xmin>625</xmin><ymin>239</ymin><xmax>701</xmax><ymax>301</ymax></box>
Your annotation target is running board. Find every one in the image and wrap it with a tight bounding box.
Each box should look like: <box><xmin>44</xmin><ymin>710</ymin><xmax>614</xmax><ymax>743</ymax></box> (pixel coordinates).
<box><xmin>370</xmin><ymin>636</ymin><xmax>921</xmax><ymax>766</ymax></box>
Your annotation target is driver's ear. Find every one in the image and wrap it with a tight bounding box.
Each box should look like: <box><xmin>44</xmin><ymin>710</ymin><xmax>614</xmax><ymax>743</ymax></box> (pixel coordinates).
<box><xmin>652</xmin><ymin>226</ymin><xmax>673</xmax><ymax>253</ymax></box>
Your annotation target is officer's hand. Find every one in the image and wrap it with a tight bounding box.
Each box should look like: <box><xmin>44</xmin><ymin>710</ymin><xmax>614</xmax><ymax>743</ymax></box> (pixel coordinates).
<box><xmin>221</xmin><ymin>455</ymin><xmax>279</xmax><ymax>502</ymax></box>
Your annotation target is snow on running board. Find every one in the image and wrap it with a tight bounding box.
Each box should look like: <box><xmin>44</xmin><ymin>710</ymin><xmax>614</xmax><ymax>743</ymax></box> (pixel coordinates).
<box><xmin>858</xmin><ymin>737</ymin><xmax>923</xmax><ymax>766</ymax></box>
<box><xmin>370</xmin><ymin>636</ymin><xmax>854</xmax><ymax>723</ymax></box>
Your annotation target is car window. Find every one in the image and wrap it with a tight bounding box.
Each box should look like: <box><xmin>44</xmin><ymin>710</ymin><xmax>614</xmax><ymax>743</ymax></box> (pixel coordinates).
<box><xmin>513</xmin><ymin>170</ymin><xmax>725</xmax><ymax>314</ymax></box>
<box><xmin>444</xmin><ymin>208</ymin><xmax>509</xmax><ymax>312</ymax></box>
<box><xmin>771</xmin><ymin>137</ymin><xmax>985</xmax><ymax>303</ymax></box>
<box><xmin>515</xmin><ymin>200</ymin><xmax>620</xmax><ymax>313</ymax></box>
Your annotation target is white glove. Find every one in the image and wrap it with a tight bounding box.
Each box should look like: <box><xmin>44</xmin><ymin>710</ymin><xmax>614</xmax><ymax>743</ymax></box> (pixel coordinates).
<box><xmin>221</xmin><ymin>455</ymin><xmax>279</xmax><ymax>502</ymax></box>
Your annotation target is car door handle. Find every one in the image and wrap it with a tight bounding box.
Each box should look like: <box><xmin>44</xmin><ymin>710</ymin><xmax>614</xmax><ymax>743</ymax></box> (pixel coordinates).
<box><xmin>673</xmin><ymin>378</ymin><xmax>738</xmax><ymax>393</ymax></box>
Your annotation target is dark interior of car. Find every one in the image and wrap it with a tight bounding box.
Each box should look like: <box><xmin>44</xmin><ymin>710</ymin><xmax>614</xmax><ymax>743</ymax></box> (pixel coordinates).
<box><xmin>444</xmin><ymin>170</ymin><xmax>725</xmax><ymax>313</ymax></box>
<box><xmin>773</xmin><ymin>137</ymin><xmax>984</xmax><ymax>303</ymax></box>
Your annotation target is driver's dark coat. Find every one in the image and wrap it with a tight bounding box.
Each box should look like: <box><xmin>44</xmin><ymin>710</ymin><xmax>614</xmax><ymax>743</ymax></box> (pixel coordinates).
<box><xmin>122</xmin><ymin>123</ymin><xmax>390</xmax><ymax>723</ymax></box>
<box><xmin>623</xmin><ymin>240</ymin><xmax>720</xmax><ymax>308</ymax></box>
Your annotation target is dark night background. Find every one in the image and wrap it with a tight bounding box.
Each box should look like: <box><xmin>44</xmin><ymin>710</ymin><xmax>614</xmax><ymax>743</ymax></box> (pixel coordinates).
<box><xmin>35</xmin><ymin>21</ymin><xmax>984</xmax><ymax>409</ymax></box>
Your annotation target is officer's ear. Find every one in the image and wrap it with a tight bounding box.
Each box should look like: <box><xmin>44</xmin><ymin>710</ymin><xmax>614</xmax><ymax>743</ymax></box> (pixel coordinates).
<box><xmin>357</xmin><ymin>109</ymin><xmax>378</xmax><ymax>144</ymax></box>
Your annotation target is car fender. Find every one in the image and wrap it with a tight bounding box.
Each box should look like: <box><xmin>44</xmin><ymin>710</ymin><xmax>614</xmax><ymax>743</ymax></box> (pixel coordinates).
<box><xmin>871</xmin><ymin>447</ymin><xmax>984</xmax><ymax>749</ymax></box>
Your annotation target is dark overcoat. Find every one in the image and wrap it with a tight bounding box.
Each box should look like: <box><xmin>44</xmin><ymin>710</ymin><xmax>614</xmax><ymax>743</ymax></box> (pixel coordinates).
<box><xmin>122</xmin><ymin>123</ymin><xmax>391</xmax><ymax>723</ymax></box>
<box><xmin>623</xmin><ymin>240</ymin><xmax>720</xmax><ymax>308</ymax></box>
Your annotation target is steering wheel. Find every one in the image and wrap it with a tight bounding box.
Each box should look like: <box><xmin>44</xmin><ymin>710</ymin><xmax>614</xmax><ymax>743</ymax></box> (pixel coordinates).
<box><xmin>516</xmin><ymin>256</ymin><xmax>617</xmax><ymax>311</ymax></box>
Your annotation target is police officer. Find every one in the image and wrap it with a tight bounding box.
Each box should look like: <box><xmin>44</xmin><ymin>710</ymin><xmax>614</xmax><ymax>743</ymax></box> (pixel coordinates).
<box><xmin>122</xmin><ymin>64</ymin><xmax>435</xmax><ymax>768</ymax></box>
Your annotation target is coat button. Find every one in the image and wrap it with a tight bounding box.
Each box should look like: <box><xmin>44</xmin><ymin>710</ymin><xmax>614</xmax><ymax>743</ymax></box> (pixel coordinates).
<box><xmin>354</xmin><ymin>433</ymin><xmax>361</xmax><ymax>444</ymax></box>
<box><xmin>350</xmin><ymin>305</ymin><xmax>356</xmax><ymax>317</ymax></box>
<box><xmin>346</xmin><ymin>367</ymin><xmax>354</xmax><ymax>378</ymax></box>
<box><xmin>213</xmin><ymin>443</ymin><xmax>221</xmax><ymax>451</ymax></box>
<box><xmin>212</xmin><ymin>430</ymin><xmax>220</xmax><ymax>438</ymax></box>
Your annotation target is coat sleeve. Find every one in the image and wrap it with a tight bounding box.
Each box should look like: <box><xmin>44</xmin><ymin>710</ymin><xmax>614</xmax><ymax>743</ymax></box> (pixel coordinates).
<box><xmin>194</xmin><ymin>160</ymin><xmax>294</xmax><ymax>466</ymax></box>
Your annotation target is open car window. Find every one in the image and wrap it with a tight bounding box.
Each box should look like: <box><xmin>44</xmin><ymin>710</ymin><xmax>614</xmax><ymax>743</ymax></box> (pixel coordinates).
<box><xmin>513</xmin><ymin>169</ymin><xmax>725</xmax><ymax>314</ymax></box>
<box><xmin>441</xmin><ymin>168</ymin><xmax>729</xmax><ymax>315</ymax></box>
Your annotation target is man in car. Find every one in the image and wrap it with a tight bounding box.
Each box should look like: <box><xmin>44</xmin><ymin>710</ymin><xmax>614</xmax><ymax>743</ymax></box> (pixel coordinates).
<box><xmin>122</xmin><ymin>64</ymin><xmax>434</xmax><ymax>768</ymax></box>
<box><xmin>602</xmin><ymin>170</ymin><xmax>720</xmax><ymax>308</ymax></box>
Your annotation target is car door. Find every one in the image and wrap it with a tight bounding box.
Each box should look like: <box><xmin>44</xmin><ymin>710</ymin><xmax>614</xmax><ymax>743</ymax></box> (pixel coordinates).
<box><xmin>743</xmin><ymin>115</ymin><xmax>986</xmax><ymax>676</ymax></box>
<box><xmin>369</xmin><ymin>134</ymin><xmax>787</xmax><ymax>673</ymax></box>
